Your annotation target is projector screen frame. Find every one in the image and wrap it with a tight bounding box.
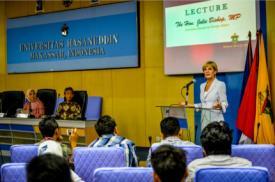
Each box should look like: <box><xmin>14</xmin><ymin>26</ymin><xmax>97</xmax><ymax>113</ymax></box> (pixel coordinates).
<box><xmin>163</xmin><ymin>0</ymin><xmax>262</xmax><ymax>75</ymax></box>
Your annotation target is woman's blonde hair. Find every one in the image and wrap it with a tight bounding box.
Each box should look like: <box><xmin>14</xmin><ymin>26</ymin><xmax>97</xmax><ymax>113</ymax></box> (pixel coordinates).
<box><xmin>26</xmin><ymin>89</ymin><xmax>36</xmax><ymax>97</ymax></box>
<box><xmin>202</xmin><ymin>61</ymin><xmax>218</xmax><ymax>72</ymax></box>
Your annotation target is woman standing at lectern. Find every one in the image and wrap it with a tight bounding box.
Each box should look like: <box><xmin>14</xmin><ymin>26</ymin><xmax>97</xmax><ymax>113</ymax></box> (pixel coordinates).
<box><xmin>182</xmin><ymin>61</ymin><xmax>228</xmax><ymax>130</ymax></box>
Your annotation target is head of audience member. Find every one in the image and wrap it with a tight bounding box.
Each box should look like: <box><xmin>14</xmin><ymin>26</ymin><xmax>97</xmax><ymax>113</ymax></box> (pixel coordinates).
<box><xmin>200</xmin><ymin>121</ymin><xmax>232</xmax><ymax>156</ymax></box>
<box><xmin>160</xmin><ymin>117</ymin><xmax>180</xmax><ymax>139</ymax></box>
<box><xmin>95</xmin><ymin>115</ymin><xmax>117</xmax><ymax>137</ymax></box>
<box><xmin>26</xmin><ymin>89</ymin><xmax>37</xmax><ymax>102</ymax></box>
<box><xmin>151</xmin><ymin>145</ymin><xmax>187</xmax><ymax>182</ymax></box>
<box><xmin>64</xmin><ymin>87</ymin><xmax>74</xmax><ymax>103</ymax></box>
<box><xmin>27</xmin><ymin>154</ymin><xmax>72</xmax><ymax>182</ymax></box>
<box><xmin>39</xmin><ymin>117</ymin><xmax>61</xmax><ymax>140</ymax></box>
<box><xmin>202</xmin><ymin>60</ymin><xmax>218</xmax><ymax>80</ymax></box>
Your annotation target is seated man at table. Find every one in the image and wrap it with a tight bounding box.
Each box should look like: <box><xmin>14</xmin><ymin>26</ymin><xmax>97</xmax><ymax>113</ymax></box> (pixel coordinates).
<box><xmin>187</xmin><ymin>121</ymin><xmax>252</xmax><ymax>181</ymax></box>
<box><xmin>56</xmin><ymin>87</ymin><xmax>81</xmax><ymax>120</ymax></box>
<box><xmin>151</xmin><ymin>145</ymin><xmax>188</xmax><ymax>182</ymax></box>
<box><xmin>37</xmin><ymin>117</ymin><xmax>82</xmax><ymax>182</ymax></box>
<box><xmin>88</xmin><ymin>115</ymin><xmax>138</xmax><ymax>167</ymax></box>
<box><xmin>147</xmin><ymin>117</ymin><xmax>194</xmax><ymax>166</ymax></box>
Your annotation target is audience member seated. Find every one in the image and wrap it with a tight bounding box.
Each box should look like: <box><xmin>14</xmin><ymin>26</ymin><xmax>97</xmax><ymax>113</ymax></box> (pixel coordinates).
<box><xmin>147</xmin><ymin>117</ymin><xmax>194</xmax><ymax>166</ymax></box>
<box><xmin>37</xmin><ymin>116</ymin><xmax>75</xmax><ymax>161</ymax></box>
<box><xmin>27</xmin><ymin>154</ymin><xmax>72</xmax><ymax>182</ymax></box>
<box><xmin>88</xmin><ymin>115</ymin><xmax>138</xmax><ymax>167</ymax></box>
<box><xmin>151</xmin><ymin>145</ymin><xmax>188</xmax><ymax>182</ymax></box>
<box><xmin>56</xmin><ymin>87</ymin><xmax>81</xmax><ymax>120</ymax></box>
<box><xmin>187</xmin><ymin>121</ymin><xmax>252</xmax><ymax>181</ymax></box>
<box><xmin>37</xmin><ymin>117</ymin><xmax>82</xmax><ymax>182</ymax></box>
<box><xmin>23</xmin><ymin>89</ymin><xmax>45</xmax><ymax>118</ymax></box>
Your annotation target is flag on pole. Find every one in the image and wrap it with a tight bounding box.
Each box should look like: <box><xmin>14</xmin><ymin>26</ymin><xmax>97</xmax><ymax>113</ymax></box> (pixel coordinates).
<box><xmin>236</xmin><ymin>32</ymin><xmax>259</xmax><ymax>140</ymax></box>
<box><xmin>240</xmin><ymin>31</ymin><xmax>253</xmax><ymax>100</ymax></box>
<box><xmin>254</xmin><ymin>32</ymin><xmax>275</xmax><ymax>144</ymax></box>
<box><xmin>237</xmin><ymin>31</ymin><xmax>254</xmax><ymax>143</ymax></box>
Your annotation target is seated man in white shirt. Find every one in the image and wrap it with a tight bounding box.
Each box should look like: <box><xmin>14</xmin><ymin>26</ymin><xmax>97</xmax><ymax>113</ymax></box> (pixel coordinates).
<box><xmin>147</xmin><ymin>117</ymin><xmax>194</xmax><ymax>166</ymax></box>
<box><xmin>38</xmin><ymin>117</ymin><xmax>83</xmax><ymax>182</ymax></box>
<box><xmin>187</xmin><ymin>121</ymin><xmax>252</xmax><ymax>181</ymax></box>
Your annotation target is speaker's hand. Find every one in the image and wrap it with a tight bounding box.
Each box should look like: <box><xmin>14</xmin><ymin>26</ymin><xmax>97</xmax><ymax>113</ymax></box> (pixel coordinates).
<box><xmin>213</xmin><ymin>101</ymin><xmax>222</xmax><ymax>109</ymax></box>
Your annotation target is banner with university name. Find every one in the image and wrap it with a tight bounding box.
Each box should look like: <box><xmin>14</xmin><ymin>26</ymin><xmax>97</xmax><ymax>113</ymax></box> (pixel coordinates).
<box><xmin>7</xmin><ymin>1</ymin><xmax>139</xmax><ymax>73</ymax></box>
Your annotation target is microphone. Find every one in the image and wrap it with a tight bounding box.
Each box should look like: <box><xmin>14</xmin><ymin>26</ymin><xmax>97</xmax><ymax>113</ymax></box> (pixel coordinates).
<box><xmin>183</xmin><ymin>79</ymin><xmax>196</xmax><ymax>88</ymax></box>
<box><xmin>195</xmin><ymin>124</ymin><xmax>198</xmax><ymax>143</ymax></box>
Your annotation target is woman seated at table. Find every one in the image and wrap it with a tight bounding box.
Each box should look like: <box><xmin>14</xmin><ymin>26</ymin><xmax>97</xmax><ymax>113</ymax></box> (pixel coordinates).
<box><xmin>23</xmin><ymin>89</ymin><xmax>45</xmax><ymax>118</ymax></box>
<box><xmin>56</xmin><ymin>87</ymin><xmax>81</xmax><ymax>120</ymax></box>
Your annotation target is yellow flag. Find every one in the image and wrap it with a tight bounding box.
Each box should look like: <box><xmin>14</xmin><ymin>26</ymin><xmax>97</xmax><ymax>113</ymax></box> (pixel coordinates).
<box><xmin>254</xmin><ymin>33</ymin><xmax>275</xmax><ymax>144</ymax></box>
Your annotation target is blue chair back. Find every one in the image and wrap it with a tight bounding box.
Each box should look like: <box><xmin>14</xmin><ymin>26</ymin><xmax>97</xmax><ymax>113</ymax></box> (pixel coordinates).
<box><xmin>232</xmin><ymin>144</ymin><xmax>275</xmax><ymax>182</ymax></box>
<box><xmin>73</xmin><ymin>147</ymin><xmax>126</xmax><ymax>182</ymax></box>
<box><xmin>93</xmin><ymin>167</ymin><xmax>153</xmax><ymax>182</ymax></box>
<box><xmin>10</xmin><ymin>145</ymin><xmax>38</xmax><ymax>163</ymax></box>
<box><xmin>1</xmin><ymin>163</ymin><xmax>27</xmax><ymax>182</ymax></box>
<box><xmin>151</xmin><ymin>144</ymin><xmax>203</xmax><ymax>164</ymax></box>
<box><xmin>194</xmin><ymin>167</ymin><xmax>269</xmax><ymax>182</ymax></box>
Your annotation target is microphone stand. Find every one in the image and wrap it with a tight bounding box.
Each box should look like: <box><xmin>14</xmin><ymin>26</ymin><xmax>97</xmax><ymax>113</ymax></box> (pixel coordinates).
<box><xmin>255</xmin><ymin>123</ymin><xmax>260</xmax><ymax>144</ymax></box>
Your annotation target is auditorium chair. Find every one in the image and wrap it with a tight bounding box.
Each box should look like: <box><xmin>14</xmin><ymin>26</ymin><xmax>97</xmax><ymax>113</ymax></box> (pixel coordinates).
<box><xmin>10</xmin><ymin>144</ymin><xmax>38</xmax><ymax>163</ymax></box>
<box><xmin>93</xmin><ymin>167</ymin><xmax>153</xmax><ymax>182</ymax></box>
<box><xmin>37</xmin><ymin>89</ymin><xmax>57</xmax><ymax>116</ymax></box>
<box><xmin>194</xmin><ymin>167</ymin><xmax>269</xmax><ymax>182</ymax></box>
<box><xmin>0</xmin><ymin>163</ymin><xmax>27</xmax><ymax>182</ymax></box>
<box><xmin>1</xmin><ymin>91</ymin><xmax>25</xmax><ymax>117</ymax></box>
<box><xmin>150</xmin><ymin>145</ymin><xmax>203</xmax><ymax>164</ymax></box>
<box><xmin>232</xmin><ymin>144</ymin><xmax>275</xmax><ymax>182</ymax></box>
<box><xmin>72</xmin><ymin>90</ymin><xmax>88</xmax><ymax>120</ymax></box>
<box><xmin>73</xmin><ymin>147</ymin><xmax>127</xmax><ymax>182</ymax></box>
